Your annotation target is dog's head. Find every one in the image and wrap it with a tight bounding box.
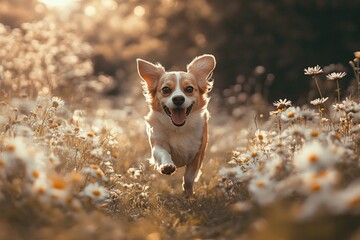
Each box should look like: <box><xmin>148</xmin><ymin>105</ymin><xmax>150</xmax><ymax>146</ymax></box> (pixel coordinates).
<box><xmin>137</xmin><ymin>54</ymin><xmax>216</xmax><ymax>127</ymax></box>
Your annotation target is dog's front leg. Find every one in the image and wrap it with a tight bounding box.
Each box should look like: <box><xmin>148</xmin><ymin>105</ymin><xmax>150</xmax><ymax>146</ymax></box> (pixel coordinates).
<box><xmin>152</xmin><ymin>145</ymin><xmax>176</xmax><ymax>175</ymax></box>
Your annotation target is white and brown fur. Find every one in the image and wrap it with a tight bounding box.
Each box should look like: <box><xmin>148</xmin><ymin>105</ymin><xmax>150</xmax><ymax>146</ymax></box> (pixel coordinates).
<box><xmin>136</xmin><ymin>54</ymin><xmax>216</xmax><ymax>196</ymax></box>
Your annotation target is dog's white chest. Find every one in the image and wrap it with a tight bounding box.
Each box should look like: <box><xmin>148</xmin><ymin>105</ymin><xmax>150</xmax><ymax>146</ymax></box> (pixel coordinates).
<box><xmin>168</xmin><ymin>125</ymin><xmax>203</xmax><ymax>166</ymax></box>
<box><xmin>148</xmin><ymin>111</ymin><xmax>206</xmax><ymax>167</ymax></box>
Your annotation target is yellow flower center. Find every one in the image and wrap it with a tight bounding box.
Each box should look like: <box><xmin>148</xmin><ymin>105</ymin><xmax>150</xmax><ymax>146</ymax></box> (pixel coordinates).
<box><xmin>348</xmin><ymin>196</ymin><xmax>360</xmax><ymax>208</ymax></box>
<box><xmin>36</xmin><ymin>187</ymin><xmax>45</xmax><ymax>194</ymax></box>
<box><xmin>287</xmin><ymin>112</ymin><xmax>295</xmax><ymax>118</ymax></box>
<box><xmin>70</xmin><ymin>172</ymin><xmax>82</xmax><ymax>182</ymax></box>
<box><xmin>92</xmin><ymin>189</ymin><xmax>101</xmax><ymax>196</ymax></box>
<box><xmin>256</xmin><ymin>181</ymin><xmax>265</xmax><ymax>188</ymax></box>
<box><xmin>310</xmin><ymin>182</ymin><xmax>321</xmax><ymax>192</ymax></box>
<box><xmin>6</xmin><ymin>144</ymin><xmax>16</xmax><ymax>152</ymax></box>
<box><xmin>308</xmin><ymin>154</ymin><xmax>318</xmax><ymax>163</ymax></box>
<box><xmin>52</xmin><ymin>177</ymin><xmax>66</xmax><ymax>190</ymax></box>
<box><xmin>310</xmin><ymin>131</ymin><xmax>319</xmax><ymax>137</ymax></box>
<box><xmin>87</xmin><ymin>132</ymin><xmax>95</xmax><ymax>137</ymax></box>
<box><xmin>32</xmin><ymin>170</ymin><xmax>40</xmax><ymax>179</ymax></box>
<box><xmin>96</xmin><ymin>170</ymin><xmax>104</xmax><ymax>177</ymax></box>
<box><xmin>313</xmin><ymin>170</ymin><xmax>328</xmax><ymax>179</ymax></box>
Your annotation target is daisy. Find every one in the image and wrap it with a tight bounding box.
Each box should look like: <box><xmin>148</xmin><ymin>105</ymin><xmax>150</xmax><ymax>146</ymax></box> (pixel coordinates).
<box><xmin>31</xmin><ymin>177</ymin><xmax>51</xmax><ymax>204</ymax></box>
<box><xmin>83</xmin><ymin>164</ymin><xmax>108</xmax><ymax>181</ymax></box>
<box><xmin>25</xmin><ymin>156</ymin><xmax>47</xmax><ymax>181</ymax></box>
<box><xmin>78</xmin><ymin>130</ymin><xmax>100</xmax><ymax>146</ymax></box>
<box><xmin>49</xmin><ymin>96</ymin><xmax>64</xmax><ymax>109</ymax></box>
<box><xmin>219</xmin><ymin>166</ymin><xmax>251</xmax><ymax>181</ymax></box>
<box><xmin>262</xmin><ymin>154</ymin><xmax>283</xmax><ymax>178</ymax></box>
<box><xmin>330</xmin><ymin>180</ymin><xmax>360</xmax><ymax>214</ymax></box>
<box><xmin>310</xmin><ymin>97</ymin><xmax>328</xmax><ymax>106</ymax></box>
<box><xmin>280</xmin><ymin>106</ymin><xmax>301</xmax><ymax>122</ymax></box>
<box><xmin>304</xmin><ymin>128</ymin><xmax>323</xmax><ymax>141</ymax></box>
<box><xmin>304</xmin><ymin>65</ymin><xmax>323</xmax><ymax>75</ymax></box>
<box><xmin>300</xmin><ymin>109</ymin><xmax>319</xmax><ymax>122</ymax></box>
<box><xmin>3</xmin><ymin>137</ymin><xmax>30</xmax><ymax>168</ymax></box>
<box><xmin>283</xmin><ymin>125</ymin><xmax>305</xmax><ymax>139</ymax></box>
<box><xmin>31</xmin><ymin>175</ymin><xmax>70</xmax><ymax>205</ymax></box>
<box><xmin>254</xmin><ymin>129</ymin><xmax>269</xmax><ymax>144</ymax></box>
<box><xmin>294</xmin><ymin>141</ymin><xmax>334</xmax><ymax>171</ymax></box>
<box><xmin>248</xmin><ymin>176</ymin><xmax>276</xmax><ymax>205</ymax></box>
<box><xmin>326</xmin><ymin>72</ymin><xmax>346</xmax><ymax>81</ymax></box>
<box><xmin>300</xmin><ymin>169</ymin><xmax>339</xmax><ymax>194</ymax></box>
<box><xmin>327</xmin><ymin>72</ymin><xmax>346</xmax><ymax>102</ymax></box>
<box><xmin>342</xmin><ymin>98</ymin><xmax>359</xmax><ymax>113</ymax></box>
<box><xmin>83</xmin><ymin>182</ymin><xmax>108</xmax><ymax>203</ymax></box>
<box><xmin>273</xmin><ymin>99</ymin><xmax>292</xmax><ymax>110</ymax></box>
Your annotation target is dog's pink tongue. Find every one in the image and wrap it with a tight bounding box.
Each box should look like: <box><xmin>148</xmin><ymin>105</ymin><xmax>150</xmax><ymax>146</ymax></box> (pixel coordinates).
<box><xmin>171</xmin><ymin>108</ymin><xmax>187</xmax><ymax>125</ymax></box>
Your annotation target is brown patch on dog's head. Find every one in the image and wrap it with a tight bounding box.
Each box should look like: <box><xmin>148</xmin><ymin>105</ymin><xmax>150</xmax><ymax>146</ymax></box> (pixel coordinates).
<box><xmin>187</xmin><ymin>54</ymin><xmax>216</xmax><ymax>94</ymax></box>
<box><xmin>137</xmin><ymin>58</ymin><xmax>165</xmax><ymax>104</ymax></box>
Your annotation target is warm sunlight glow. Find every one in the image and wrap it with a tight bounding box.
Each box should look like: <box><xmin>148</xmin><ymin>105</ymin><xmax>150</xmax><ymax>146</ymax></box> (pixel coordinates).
<box><xmin>39</xmin><ymin>0</ymin><xmax>76</xmax><ymax>8</ymax></box>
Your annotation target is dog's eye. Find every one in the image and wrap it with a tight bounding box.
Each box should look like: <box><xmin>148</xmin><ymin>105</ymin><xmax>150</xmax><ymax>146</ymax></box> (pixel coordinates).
<box><xmin>185</xmin><ymin>86</ymin><xmax>194</xmax><ymax>93</ymax></box>
<box><xmin>162</xmin><ymin>86</ymin><xmax>171</xmax><ymax>94</ymax></box>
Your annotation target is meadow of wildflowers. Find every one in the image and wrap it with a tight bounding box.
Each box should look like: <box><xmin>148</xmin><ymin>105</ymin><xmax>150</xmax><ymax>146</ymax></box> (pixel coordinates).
<box><xmin>1</xmin><ymin>9</ymin><xmax>360</xmax><ymax>240</ymax></box>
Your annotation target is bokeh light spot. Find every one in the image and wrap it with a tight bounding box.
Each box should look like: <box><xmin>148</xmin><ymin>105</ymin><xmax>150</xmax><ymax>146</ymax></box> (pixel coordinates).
<box><xmin>39</xmin><ymin>0</ymin><xmax>75</xmax><ymax>8</ymax></box>
<box><xmin>84</xmin><ymin>5</ymin><xmax>96</xmax><ymax>16</ymax></box>
<box><xmin>134</xmin><ymin>6</ymin><xmax>145</xmax><ymax>17</ymax></box>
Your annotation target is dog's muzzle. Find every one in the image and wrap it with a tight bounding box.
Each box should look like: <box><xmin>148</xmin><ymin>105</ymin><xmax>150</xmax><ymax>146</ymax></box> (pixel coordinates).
<box><xmin>163</xmin><ymin>104</ymin><xmax>193</xmax><ymax>127</ymax></box>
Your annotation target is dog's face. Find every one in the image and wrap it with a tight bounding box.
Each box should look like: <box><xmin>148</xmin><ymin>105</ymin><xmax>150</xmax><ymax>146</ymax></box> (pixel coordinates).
<box><xmin>137</xmin><ymin>55</ymin><xmax>216</xmax><ymax>127</ymax></box>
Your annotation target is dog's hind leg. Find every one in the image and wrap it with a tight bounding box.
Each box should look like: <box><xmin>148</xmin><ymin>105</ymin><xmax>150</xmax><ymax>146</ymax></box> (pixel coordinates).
<box><xmin>182</xmin><ymin>122</ymin><xmax>208</xmax><ymax>197</ymax></box>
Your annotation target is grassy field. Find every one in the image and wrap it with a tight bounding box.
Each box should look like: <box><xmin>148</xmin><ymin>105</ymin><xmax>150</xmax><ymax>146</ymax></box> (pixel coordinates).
<box><xmin>1</xmin><ymin>17</ymin><xmax>360</xmax><ymax>240</ymax></box>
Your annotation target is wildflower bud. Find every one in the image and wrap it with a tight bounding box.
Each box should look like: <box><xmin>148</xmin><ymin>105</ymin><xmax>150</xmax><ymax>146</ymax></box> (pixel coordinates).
<box><xmin>354</xmin><ymin>51</ymin><xmax>360</xmax><ymax>59</ymax></box>
<box><xmin>349</xmin><ymin>61</ymin><xmax>355</xmax><ymax>68</ymax></box>
<box><xmin>354</xmin><ymin>58</ymin><xmax>359</xmax><ymax>63</ymax></box>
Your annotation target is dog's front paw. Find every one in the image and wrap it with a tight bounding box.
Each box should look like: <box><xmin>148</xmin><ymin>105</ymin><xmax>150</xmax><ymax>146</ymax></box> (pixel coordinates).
<box><xmin>159</xmin><ymin>164</ymin><xmax>176</xmax><ymax>175</ymax></box>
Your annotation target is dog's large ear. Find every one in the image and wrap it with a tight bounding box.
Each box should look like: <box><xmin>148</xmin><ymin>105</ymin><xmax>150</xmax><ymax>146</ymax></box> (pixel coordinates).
<box><xmin>137</xmin><ymin>59</ymin><xmax>165</xmax><ymax>99</ymax></box>
<box><xmin>187</xmin><ymin>54</ymin><xmax>216</xmax><ymax>93</ymax></box>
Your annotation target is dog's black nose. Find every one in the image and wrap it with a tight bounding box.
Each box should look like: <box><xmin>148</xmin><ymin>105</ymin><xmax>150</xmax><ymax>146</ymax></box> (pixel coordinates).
<box><xmin>172</xmin><ymin>96</ymin><xmax>185</xmax><ymax>106</ymax></box>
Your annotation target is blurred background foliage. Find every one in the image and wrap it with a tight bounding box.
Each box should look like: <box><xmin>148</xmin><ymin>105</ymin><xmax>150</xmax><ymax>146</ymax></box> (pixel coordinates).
<box><xmin>0</xmin><ymin>0</ymin><xmax>359</xmax><ymax>103</ymax></box>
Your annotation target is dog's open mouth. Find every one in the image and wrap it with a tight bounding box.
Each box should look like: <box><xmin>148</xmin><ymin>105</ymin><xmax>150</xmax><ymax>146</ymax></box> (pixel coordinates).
<box><xmin>163</xmin><ymin>104</ymin><xmax>193</xmax><ymax>127</ymax></box>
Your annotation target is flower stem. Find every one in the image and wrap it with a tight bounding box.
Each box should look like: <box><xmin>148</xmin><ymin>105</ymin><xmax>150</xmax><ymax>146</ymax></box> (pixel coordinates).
<box><xmin>313</xmin><ymin>76</ymin><xmax>324</xmax><ymax>98</ymax></box>
<box><xmin>336</xmin><ymin>80</ymin><xmax>341</xmax><ymax>102</ymax></box>
<box><xmin>356</xmin><ymin>61</ymin><xmax>360</xmax><ymax>101</ymax></box>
